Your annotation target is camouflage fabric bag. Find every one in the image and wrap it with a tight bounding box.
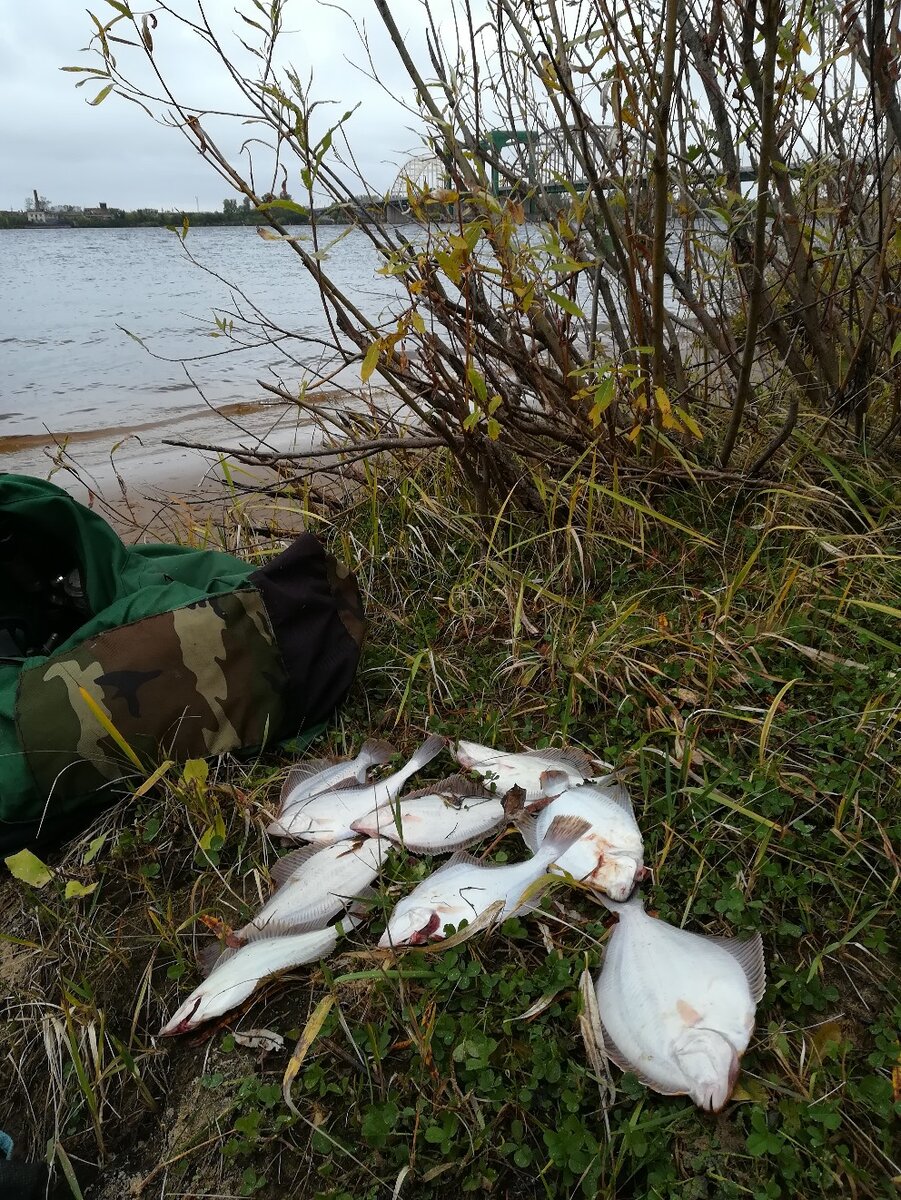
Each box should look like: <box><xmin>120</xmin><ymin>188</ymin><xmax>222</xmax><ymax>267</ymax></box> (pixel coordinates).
<box><xmin>0</xmin><ymin>474</ymin><xmax>366</xmax><ymax>853</ymax></box>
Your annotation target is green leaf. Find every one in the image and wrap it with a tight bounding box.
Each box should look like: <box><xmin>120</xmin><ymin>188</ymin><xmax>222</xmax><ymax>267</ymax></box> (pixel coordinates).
<box><xmin>83</xmin><ymin>834</ymin><xmax>107</xmax><ymax>865</ymax></box>
<box><xmin>891</xmin><ymin>331</ymin><xmax>901</xmax><ymax>360</ymax></box>
<box><xmin>486</xmin><ymin>417</ymin><xmax>501</xmax><ymax>440</ymax></box>
<box><xmin>89</xmin><ymin>83</ymin><xmax>115</xmax><ymax>106</ymax></box>
<box><xmin>589</xmin><ymin>377</ymin><xmax>614</xmax><ymax>425</ymax></box>
<box><xmin>5</xmin><ymin>849</ymin><xmax>53</xmax><ymax>889</ymax></box>
<box><xmin>467</xmin><ymin>364</ymin><xmax>488</xmax><ymax>404</ymax></box>
<box><xmin>361</xmin><ymin>340</ymin><xmax>380</xmax><ymax>383</ymax></box>
<box><xmin>262</xmin><ymin>197</ymin><xmax>309</xmax><ymax>218</ymax></box>
<box><xmin>65</xmin><ymin>880</ymin><xmax>98</xmax><ymax>900</ymax></box>
<box><xmin>199</xmin><ymin>812</ymin><xmax>227</xmax><ymax>853</ymax></box>
<box><xmin>548</xmin><ymin>291</ymin><xmax>584</xmax><ymax>317</ymax></box>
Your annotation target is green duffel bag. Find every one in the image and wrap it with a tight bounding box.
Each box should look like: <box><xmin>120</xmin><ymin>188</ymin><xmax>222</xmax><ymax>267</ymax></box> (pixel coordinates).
<box><xmin>0</xmin><ymin>474</ymin><xmax>366</xmax><ymax>853</ymax></box>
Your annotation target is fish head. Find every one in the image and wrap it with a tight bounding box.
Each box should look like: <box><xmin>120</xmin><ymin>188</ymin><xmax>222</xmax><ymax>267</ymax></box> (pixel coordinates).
<box><xmin>672</xmin><ymin>1029</ymin><xmax>739</xmax><ymax>1113</ymax></box>
<box><xmin>378</xmin><ymin>906</ymin><xmax>445</xmax><ymax>949</ymax></box>
<box><xmin>591</xmin><ymin>852</ymin><xmax>643</xmax><ymax>902</ymax></box>
<box><xmin>159</xmin><ymin>992</ymin><xmax>205</xmax><ymax>1037</ymax></box>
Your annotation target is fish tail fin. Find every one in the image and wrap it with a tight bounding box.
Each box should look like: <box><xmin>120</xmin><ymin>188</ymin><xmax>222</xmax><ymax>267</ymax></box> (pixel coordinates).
<box><xmin>396</xmin><ymin>734</ymin><xmax>446</xmax><ymax>783</ymax></box>
<box><xmin>359</xmin><ymin>739</ymin><xmax>396</xmax><ymax>772</ymax></box>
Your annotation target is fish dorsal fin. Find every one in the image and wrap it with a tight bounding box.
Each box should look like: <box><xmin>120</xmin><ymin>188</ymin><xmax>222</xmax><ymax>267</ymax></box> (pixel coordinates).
<box><xmin>524</xmin><ymin>746</ymin><xmax>595</xmax><ymax>777</ymax></box>
<box><xmin>359</xmin><ymin>739</ymin><xmax>396</xmax><ymax>767</ymax></box>
<box><xmin>239</xmin><ymin>918</ymin><xmax>322</xmax><ymax>943</ymax></box>
<box><xmin>269</xmin><ymin>845</ymin><xmax>323</xmax><ymax>889</ymax></box>
<box><xmin>443</xmin><ymin>848</ymin><xmax>484</xmax><ymax>869</ymax></box>
<box><xmin>707</xmin><ymin>932</ymin><xmax>766</xmax><ymax>1001</ymax></box>
<box><xmin>585</xmin><ymin>775</ymin><xmax>635</xmax><ymax>815</ymax></box>
<box><xmin>402</xmin><ymin>774</ymin><xmax>494</xmax><ymax>804</ymax></box>
<box><xmin>439</xmin><ymin>774</ymin><xmax>494</xmax><ymax>801</ymax></box>
<box><xmin>280</xmin><ymin>763</ymin><xmax>359</xmax><ymax>808</ymax></box>
<box><xmin>514</xmin><ymin>811</ymin><xmax>540</xmax><ymax>853</ymax></box>
<box><xmin>280</xmin><ymin>758</ymin><xmax>335</xmax><ymax>795</ymax></box>
<box><xmin>597</xmin><ymin>1013</ymin><xmax>684</xmax><ymax>1095</ymax></box>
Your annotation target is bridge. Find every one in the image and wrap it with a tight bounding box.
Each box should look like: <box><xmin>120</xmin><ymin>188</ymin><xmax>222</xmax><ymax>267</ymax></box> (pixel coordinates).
<box><xmin>385</xmin><ymin>128</ymin><xmax>767</xmax><ymax>212</ymax></box>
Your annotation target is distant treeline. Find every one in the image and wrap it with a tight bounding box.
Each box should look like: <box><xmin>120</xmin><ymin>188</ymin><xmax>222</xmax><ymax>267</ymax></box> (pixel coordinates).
<box><xmin>0</xmin><ymin>209</ymin><xmax>316</xmax><ymax>230</ymax></box>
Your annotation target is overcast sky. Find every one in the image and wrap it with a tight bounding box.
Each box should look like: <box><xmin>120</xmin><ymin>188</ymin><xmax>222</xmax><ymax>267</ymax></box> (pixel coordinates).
<box><xmin>0</xmin><ymin>0</ymin><xmax>439</xmax><ymax>212</ymax></box>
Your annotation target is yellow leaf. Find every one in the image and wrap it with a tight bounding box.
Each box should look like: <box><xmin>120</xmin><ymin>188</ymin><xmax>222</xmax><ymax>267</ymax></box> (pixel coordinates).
<box><xmin>283</xmin><ymin>995</ymin><xmax>335</xmax><ymax>1116</ymax></box>
<box><xmin>654</xmin><ymin>386</ymin><xmax>672</xmax><ymax>416</ymax></box>
<box><xmin>134</xmin><ymin>760</ymin><xmax>174</xmax><ymax>798</ymax></box>
<box><xmin>361</xmin><ymin>340</ymin><xmax>380</xmax><ymax>383</ymax></box>
<box><xmin>627</xmin><ymin>425</ymin><xmax>643</xmax><ymax>443</ymax></box>
<box><xmin>182</xmin><ymin>758</ymin><xmax>209</xmax><ymax>788</ymax></box>
<box><xmin>673</xmin><ymin>405</ymin><xmax>702</xmax><ymax>438</ymax></box>
<box><xmin>5</xmin><ymin>849</ymin><xmax>53</xmax><ymax>889</ymax></box>
<box><xmin>411</xmin><ymin>310</ymin><xmax>425</xmax><ymax>335</ymax></box>
<box><xmin>409</xmin><ymin>279</ymin><xmax>424</xmax><ymax>296</ymax></box>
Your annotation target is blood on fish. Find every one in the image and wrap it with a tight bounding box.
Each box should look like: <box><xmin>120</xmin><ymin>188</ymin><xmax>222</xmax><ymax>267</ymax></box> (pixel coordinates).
<box><xmin>409</xmin><ymin>912</ymin><xmax>441</xmax><ymax>944</ymax></box>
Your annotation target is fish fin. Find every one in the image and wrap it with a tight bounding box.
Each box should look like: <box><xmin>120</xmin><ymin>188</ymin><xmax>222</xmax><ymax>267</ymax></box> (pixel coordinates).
<box><xmin>538</xmin><ymin>769</ymin><xmax>571</xmax><ymax>798</ymax></box>
<box><xmin>359</xmin><ymin>739</ymin><xmax>396</xmax><ymax>769</ymax></box>
<box><xmin>525</xmin><ymin>746</ymin><xmax>595</xmax><ymax>777</ymax></box>
<box><xmin>443</xmin><ymin>848</ymin><xmax>484</xmax><ymax>869</ymax></box>
<box><xmin>278</xmin><ymin>764</ymin><xmax>358</xmax><ymax>811</ymax></box>
<box><xmin>269</xmin><ymin>845</ymin><xmax>323</xmax><ymax>889</ymax></box>
<box><xmin>408</xmin><ymin>733</ymin><xmax>446</xmax><ymax>770</ymax></box>
<box><xmin>403</xmin><ymin>774</ymin><xmax>492</xmax><ymax>802</ymax></box>
<box><xmin>279</xmin><ymin>758</ymin><xmax>335</xmax><ymax>796</ymax></box>
<box><xmin>707</xmin><ymin>932</ymin><xmax>766</xmax><ymax>1001</ymax></box>
<box><xmin>514</xmin><ymin>811</ymin><xmax>540</xmax><ymax>853</ymax></box>
<box><xmin>198</xmin><ymin>941</ymin><xmax>239</xmax><ymax>976</ymax></box>
<box><xmin>586</xmin><ymin>775</ymin><xmax>635</xmax><ymax>815</ymax></box>
<box><xmin>239</xmin><ymin>917</ymin><xmax>325</xmax><ymax>942</ymax></box>
<box><xmin>402</xmin><ymin>817</ymin><xmax>506</xmax><ymax>855</ymax></box>
<box><xmin>542</xmin><ymin>814</ymin><xmax>592</xmax><ymax>853</ymax></box>
<box><xmin>597</xmin><ymin>1015</ymin><xmax>684</xmax><ymax>1094</ymax></box>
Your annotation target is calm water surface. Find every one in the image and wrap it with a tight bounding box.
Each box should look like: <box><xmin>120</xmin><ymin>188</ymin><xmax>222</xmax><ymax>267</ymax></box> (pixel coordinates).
<box><xmin>0</xmin><ymin>226</ymin><xmax>398</xmax><ymax>439</ymax></box>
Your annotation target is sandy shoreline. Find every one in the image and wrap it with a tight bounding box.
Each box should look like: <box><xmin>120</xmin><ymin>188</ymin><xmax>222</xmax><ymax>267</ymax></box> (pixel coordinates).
<box><xmin>0</xmin><ymin>397</ymin><xmax>333</xmax><ymax>539</ymax></box>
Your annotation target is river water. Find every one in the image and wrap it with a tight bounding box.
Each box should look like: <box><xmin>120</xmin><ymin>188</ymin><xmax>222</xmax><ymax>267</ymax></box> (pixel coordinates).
<box><xmin>0</xmin><ymin>225</ymin><xmax>398</xmax><ymax>443</ymax></box>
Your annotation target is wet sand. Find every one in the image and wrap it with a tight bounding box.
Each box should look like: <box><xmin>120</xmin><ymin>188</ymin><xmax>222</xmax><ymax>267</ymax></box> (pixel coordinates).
<box><xmin>0</xmin><ymin>397</ymin><xmax>335</xmax><ymax>539</ymax></box>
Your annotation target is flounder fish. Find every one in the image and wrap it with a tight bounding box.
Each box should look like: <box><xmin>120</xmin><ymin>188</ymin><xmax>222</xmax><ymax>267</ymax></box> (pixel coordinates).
<box><xmin>452</xmin><ymin>740</ymin><xmax>598</xmax><ymax>802</ymax></box>
<box><xmin>272</xmin><ymin>735</ymin><xmax>446</xmax><ymax>842</ymax></box>
<box><xmin>594</xmin><ymin>894</ymin><xmax>765</xmax><ymax>1112</ymax></box>
<box><xmin>233</xmin><ymin>838</ymin><xmax>390</xmax><ymax>939</ymax></box>
<box><xmin>351</xmin><ymin>775</ymin><xmax>505</xmax><ymax>852</ymax></box>
<box><xmin>517</xmin><ymin>770</ymin><xmax>644</xmax><ymax>901</ymax></box>
<box><xmin>159</xmin><ymin>914</ymin><xmax>361</xmax><ymax>1036</ymax></box>
<box><xmin>378</xmin><ymin>814</ymin><xmax>590</xmax><ymax>947</ymax></box>
<box><xmin>270</xmin><ymin>739</ymin><xmax>396</xmax><ymax>833</ymax></box>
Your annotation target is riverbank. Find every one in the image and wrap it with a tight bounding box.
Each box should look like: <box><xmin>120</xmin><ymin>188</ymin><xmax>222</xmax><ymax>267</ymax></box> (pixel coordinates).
<box><xmin>0</xmin><ymin>449</ymin><xmax>897</xmax><ymax>1199</ymax></box>
<box><xmin>0</xmin><ymin>389</ymin><xmax>370</xmax><ymax>537</ymax></box>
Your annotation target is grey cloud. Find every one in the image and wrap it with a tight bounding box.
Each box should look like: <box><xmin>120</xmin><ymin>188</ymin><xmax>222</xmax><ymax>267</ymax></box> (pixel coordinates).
<box><xmin>1</xmin><ymin>0</ymin><xmax>432</xmax><ymax>212</ymax></box>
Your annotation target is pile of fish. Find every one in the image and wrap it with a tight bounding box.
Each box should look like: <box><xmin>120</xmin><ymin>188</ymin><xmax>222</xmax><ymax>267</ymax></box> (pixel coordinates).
<box><xmin>160</xmin><ymin>735</ymin><xmax>766</xmax><ymax>1115</ymax></box>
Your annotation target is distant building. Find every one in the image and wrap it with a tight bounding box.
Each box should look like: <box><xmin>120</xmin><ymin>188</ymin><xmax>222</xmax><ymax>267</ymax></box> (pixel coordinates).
<box><xmin>82</xmin><ymin>202</ymin><xmax>112</xmax><ymax>220</ymax></box>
